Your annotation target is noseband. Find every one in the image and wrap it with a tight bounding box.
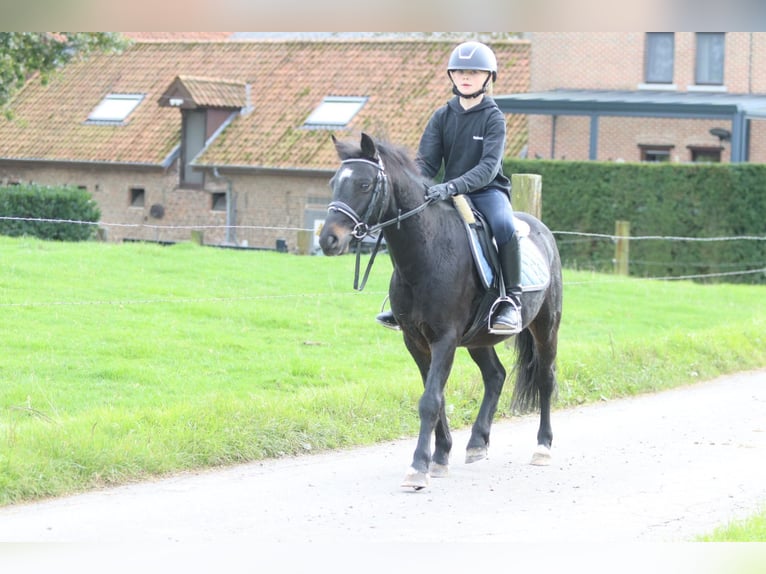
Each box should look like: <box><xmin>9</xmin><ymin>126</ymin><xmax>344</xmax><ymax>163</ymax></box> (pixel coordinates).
<box><xmin>327</xmin><ymin>157</ymin><xmax>389</xmax><ymax>240</ymax></box>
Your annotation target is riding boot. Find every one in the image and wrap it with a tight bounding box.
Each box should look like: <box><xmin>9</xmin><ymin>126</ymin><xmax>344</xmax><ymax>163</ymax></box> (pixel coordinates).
<box><xmin>491</xmin><ymin>234</ymin><xmax>523</xmax><ymax>334</ymax></box>
<box><xmin>375</xmin><ymin>309</ymin><xmax>401</xmax><ymax>331</ymax></box>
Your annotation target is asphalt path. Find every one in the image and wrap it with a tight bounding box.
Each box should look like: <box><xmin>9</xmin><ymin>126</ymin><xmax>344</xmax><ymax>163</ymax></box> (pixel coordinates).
<box><xmin>0</xmin><ymin>369</ymin><xmax>764</xmax><ymax>548</ymax></box>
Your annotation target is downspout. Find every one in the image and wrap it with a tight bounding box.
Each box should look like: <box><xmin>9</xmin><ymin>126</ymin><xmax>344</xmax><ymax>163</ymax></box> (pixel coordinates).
<box><xmin>589</xmin><ymin>114</ymin><xmax>599</xmax><ymax>160</ymax></box>
<box><xmin>749</xmin><ymin>32</ymin><xmax>753</xmax><ymax>94</ymax></box>
<box><xmin>550</xmin><ymin>114</ymin><xmax>558</xmax><ymax>159</ymax></box>
<box><xmin>730</xmin><ymin>111</ymin><xmax>747</xmax><ymax>163</ymax></box>
<box><xmin>212</xmin><ymin>167</ymin><xmax>236</xmax><ymax>245</ymax></box>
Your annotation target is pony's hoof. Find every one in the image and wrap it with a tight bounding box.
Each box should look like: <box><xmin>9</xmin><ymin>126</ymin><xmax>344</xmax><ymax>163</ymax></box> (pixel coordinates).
<box><xmin>530</xmin><ymin>445</ymin><xmax>552</xmax><ymax>466</ymax></box>
<box><xmin>401</xmin><ymin>466</ymin><xmax>430</xmax><ymax>490</ymax></box>
<box><xmin>465</xmin><ymin>446</ymin><xmax>487</xmax><ymax>464</ymax></box>
<box><xmin>429</xmin><ymin>462</ymin><xmax>449</xmax><ymax>478</ymax></box>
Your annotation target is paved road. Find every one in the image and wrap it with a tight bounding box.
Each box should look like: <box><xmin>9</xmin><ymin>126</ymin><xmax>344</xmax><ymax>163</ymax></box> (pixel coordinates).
<box><xmin>0</xmin><ymin>369</ymin><xmax>764</xmax><ymax>545</ymax></box>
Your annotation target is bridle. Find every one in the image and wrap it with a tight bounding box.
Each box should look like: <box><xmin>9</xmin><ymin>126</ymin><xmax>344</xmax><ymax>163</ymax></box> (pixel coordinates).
<box><xmin>327</xmin><ymin>157</ymin><xmax>390</xmax><ymax>240</ymax></box>
<box><xmin>326</xmin><ymin>156</ymin><xmax>434</xmax><ymax>290</ymax></box>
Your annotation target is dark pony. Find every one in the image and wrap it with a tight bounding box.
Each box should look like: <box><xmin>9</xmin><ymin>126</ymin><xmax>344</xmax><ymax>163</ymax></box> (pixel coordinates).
<box><xmin>320</xmin><ymin>133</ymin><xmax>563</xmax><ymax>490</ymax></box>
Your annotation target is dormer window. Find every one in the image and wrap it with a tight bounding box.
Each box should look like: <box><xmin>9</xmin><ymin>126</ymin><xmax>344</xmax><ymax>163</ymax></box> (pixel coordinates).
<box><xmin>303</xmin><ymin>96</ymin><xmax>367</xmax><ymax>129</ymax></box>
<box><xmin>159</xmin><ymin>76</ymin><xmax>248</xmax><ymax>188</ymax></box>
<box><xmin>87</xmin><ymin>94</ymin><xmax>144</xmax><ymax>124</ymax></box>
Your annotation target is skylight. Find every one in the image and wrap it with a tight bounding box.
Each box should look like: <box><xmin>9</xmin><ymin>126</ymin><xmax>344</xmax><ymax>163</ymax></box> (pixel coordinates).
<box><xmin>303</xmin><ymin>96</ymin><xmax>367</xmax><ymax>128</ymax></box>
<box><xmin>87</xmin><ymin>94</ymin><xmax>145</xmax><ymax>124</ymax></box>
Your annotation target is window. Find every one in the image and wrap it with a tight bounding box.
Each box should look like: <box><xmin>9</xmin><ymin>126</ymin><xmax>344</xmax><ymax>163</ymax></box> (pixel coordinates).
<box><xmin>639</xmin><ymin>144</ymin><xmax>673</xmax><ymax>162</ymax></box>
<box><xmin>688</xmin><ymin>146</ymin><xmax>722</xmax><ymax>163</ymax></box>
<box><xmin>130</xmin><ymin>187</ymin><xmax>145</xmax><ymax>207</ymax></box>
<box><xmin>211</xmin><ymin>192</ymin><xmax>227</xmax><ymax>211</ymax></box>
<box><xmin>303</xmin><ymin>97</ymin><xmax>367</xmax><ymax>128</ymax></box>
<box><xmin>87</xmin><ymin>94</ymin><xmax>144</xmax><ymax>124</ymax></box>
<box><xmin>645</xmin><ymin>33</ymin><xmax>675</xmax><ymax>84</ymax></box>
<box><xmin>696</xmin><ymin>33</ymin><xmax>725</xmax><ymax>85</ymax></box>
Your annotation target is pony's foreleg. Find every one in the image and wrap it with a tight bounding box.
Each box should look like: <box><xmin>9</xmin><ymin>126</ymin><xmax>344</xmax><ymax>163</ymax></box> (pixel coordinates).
<box><xmin>403</xmin><ymin>337</ymin><xmax>453</xmax><ymax>476</ymax></box>
<box><xmin>465</xmin><ymin>346</ymin><xmax>506</xmax><ymax>463</ymax></box>
<box><xmin>401</xmin><ymin>338</ymin><xmax>457</xmax><ymax>490</ymax></box>
<box><xmin>430</xmin><ymin>400</ymin><xmax>452</xmax><ymax>478</ymax></box>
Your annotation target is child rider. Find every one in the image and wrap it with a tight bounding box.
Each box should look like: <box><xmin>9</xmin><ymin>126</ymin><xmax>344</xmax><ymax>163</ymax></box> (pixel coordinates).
<box><xmin>376</xmin><ymin>40</ymin><xmax>523</xmax><ymax>335</ymax></box>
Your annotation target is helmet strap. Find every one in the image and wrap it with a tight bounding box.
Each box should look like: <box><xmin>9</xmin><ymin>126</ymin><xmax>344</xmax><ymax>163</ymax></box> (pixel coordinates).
<box><xmin>450</xmin><ymin>75</ymin><xmax>492</xmax><ymax>99</ymax></box>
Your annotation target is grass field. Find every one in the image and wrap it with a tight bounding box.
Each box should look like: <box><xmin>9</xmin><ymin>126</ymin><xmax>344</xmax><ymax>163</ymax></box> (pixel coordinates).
<box><xmin>1</xmin><ymin>235</ymin><xmax>765</xmax><ymax>510</ymax></box>
<box><xmin>698</xmin><ymin>507</ymin><xmax>766</xmax><ymax>541</ymax></box>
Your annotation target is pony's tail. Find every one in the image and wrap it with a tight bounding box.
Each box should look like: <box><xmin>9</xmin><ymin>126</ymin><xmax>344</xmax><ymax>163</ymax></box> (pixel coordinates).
<box><xmin>510</xmin><ymin>328</ymin><xmax>558</xmax><ymax>413</ymax></box>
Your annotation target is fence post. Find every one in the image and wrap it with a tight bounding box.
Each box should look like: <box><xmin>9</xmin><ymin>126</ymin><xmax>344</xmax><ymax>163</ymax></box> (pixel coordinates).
<box><xmin>506</xmin><ymin>174</ymin><xmax>542</xmax><ymax>348</ymax></box>
<box><xmin>190</xmin><ymin>230</ymin><xmax>204</xmax><ymax>245</ymax></box>
<box><xmin>614</xmin><ymin>220</ymin><xmax>630</xmax><ymax>276</ymax></box>
<box><xmin>511</xmin><ymin>174</ymin><xmax>542</xmax><ymax>218</ymax></box>
<box><xmin>296</xmin><ymin>230</ymin><xmax>313</xmax><ymax>254</ymax></box>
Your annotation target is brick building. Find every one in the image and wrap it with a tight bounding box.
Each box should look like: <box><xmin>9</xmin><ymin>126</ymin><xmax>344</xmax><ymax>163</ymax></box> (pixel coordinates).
<box><xmin>0</xmin><ymin>38</ymin><xmax>529</xmax><ymax>250</ymax></box>
<box><xmin>499</xmin><ymin>32</ymin><xmax>766</xmax><ymax>164</ymax></box>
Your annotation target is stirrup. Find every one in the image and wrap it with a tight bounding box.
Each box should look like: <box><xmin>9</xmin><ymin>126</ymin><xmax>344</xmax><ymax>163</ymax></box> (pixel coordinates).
<box><xmin>488</xmin><ymin>296</ymin><xmax>522</xmax><ymax>335</ymax></box>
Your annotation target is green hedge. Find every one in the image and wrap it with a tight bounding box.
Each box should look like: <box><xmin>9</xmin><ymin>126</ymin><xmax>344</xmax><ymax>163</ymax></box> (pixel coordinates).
<box><xmin>505</xmin><ymin>159</ymin><xmax>766</xmax><ymax>284</ymax></box>
<box><xmin>0</xmin><ymin>184</ymin><xmax>100</xmax><ymax>241</ymax></box>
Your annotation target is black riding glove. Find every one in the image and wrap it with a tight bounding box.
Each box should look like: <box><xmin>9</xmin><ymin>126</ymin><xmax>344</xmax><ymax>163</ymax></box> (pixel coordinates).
<box><xmin>425</xmin><ymin>181</ymin><xmax>458</xmax><ymax>201</ymax></box>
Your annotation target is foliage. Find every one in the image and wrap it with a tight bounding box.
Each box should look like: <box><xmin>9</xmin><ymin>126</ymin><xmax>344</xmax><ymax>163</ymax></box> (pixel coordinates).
<box><xmin>0</xmin><ymin>32</ymin><xmax>128</xmax><ymax>114</ymax></box>
<box><xmin>506</xmin><ymin>159</ymin><xmax>766</xmax><ymax>283</ymax></box>
<box><xmin>0</xmin><ymin>184</ymin><xmax>101</xmax><ymax>240</ymax></box>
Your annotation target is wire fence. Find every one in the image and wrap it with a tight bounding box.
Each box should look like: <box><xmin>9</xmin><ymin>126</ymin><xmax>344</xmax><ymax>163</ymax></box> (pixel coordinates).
<box><xmin>553</xmin><ymin>227</ymin><xmax>766</xmax><ymax>283</ymax></box>
<box><xmin>1</xmin><ymin>215</ymin><xmax>764</xmax><ymax>308</ymax></box>
<box><xmin>4</xmin><ymin>214</ymin><xmax>766</xmax><ymax>245</ymax></box>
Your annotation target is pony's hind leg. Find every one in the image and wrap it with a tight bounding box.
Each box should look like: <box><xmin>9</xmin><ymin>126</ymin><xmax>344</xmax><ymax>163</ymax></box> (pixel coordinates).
<box><xmin>514</xmin><ymin>319</ymin><xmax>560</xmax><ymax>466</ymax></box>
<box><xmin>465</xmin><ymin>346</ymin><xmax>506</xmax><ymax>463</ymax></box>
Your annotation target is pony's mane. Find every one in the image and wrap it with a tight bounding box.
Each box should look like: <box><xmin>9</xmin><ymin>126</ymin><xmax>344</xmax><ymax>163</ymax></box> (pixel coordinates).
<box><xmin>375</xmin><ymin>140</ymin><xmax>418</xmax><ymax>172</ymax></box>
<box><xmin>335</xmin><ymin>136</ymin><xmax>430</xmax><ymax>195</ymax></box>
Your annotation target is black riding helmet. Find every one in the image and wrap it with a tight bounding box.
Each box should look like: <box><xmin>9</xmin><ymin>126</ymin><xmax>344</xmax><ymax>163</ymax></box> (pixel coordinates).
<box><xmin>447</xmin><ymin>41</ymin><xmax>498</xmax><ymax>98</ymax></box>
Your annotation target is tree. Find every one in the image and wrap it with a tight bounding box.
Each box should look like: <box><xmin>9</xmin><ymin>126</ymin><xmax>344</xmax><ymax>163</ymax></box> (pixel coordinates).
<box><xmin>0</xmin><ymin>32</ymin><xmax>127</xmax><ymax>113</ymax></box>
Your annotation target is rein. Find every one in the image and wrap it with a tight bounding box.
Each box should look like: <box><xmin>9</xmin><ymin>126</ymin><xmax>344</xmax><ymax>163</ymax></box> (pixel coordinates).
<box><xmin>327</xmin><ymin>157</ymin><xmax>434</xmax><ymax>291</ymax></box>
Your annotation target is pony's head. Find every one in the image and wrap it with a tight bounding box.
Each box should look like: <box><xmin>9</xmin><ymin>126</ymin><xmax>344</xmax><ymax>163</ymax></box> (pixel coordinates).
<box><xmin>321</xmin><ymin>132</ymin><xmax>417</xmax><ymax>256</ymax></box>
<box><xmin>320</xmin><ymin>132</ymin><xmax>429</xmax><ymax>256</ymax></box>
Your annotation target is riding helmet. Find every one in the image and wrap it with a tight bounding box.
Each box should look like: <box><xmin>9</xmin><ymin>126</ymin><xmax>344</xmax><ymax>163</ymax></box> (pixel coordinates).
<box><xmin>447</xmin><ymin>41</ymin><xmax>498</xmax><ymax>82</ymax></box>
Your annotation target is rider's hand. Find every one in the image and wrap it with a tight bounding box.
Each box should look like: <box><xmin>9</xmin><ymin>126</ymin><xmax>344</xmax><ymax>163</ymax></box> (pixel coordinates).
<box><xmin>425</xmin><ymin>181</ymin><xmax>458</xmax><ymax>201</ymax></box>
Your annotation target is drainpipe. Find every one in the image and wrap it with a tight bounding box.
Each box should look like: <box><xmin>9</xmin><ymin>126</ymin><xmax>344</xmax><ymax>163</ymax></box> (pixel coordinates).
<box><xmin>212</xmin><ymin>167</ymin><xmax>236</xmax><ymax>245</ymax></box>
<box><xmin>749</xmin><ymin>33</ymin><xmax>753</xmax><ymax>94</ymax></box>
<box><xmin>550</xmin><ymin>115</ymin><xmax>557</xmax><ymax>159</ymax></box>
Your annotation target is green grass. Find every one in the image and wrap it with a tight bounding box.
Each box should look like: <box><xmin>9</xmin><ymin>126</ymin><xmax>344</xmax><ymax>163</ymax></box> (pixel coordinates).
<box><xmin>1</xmin><ymin>235</ymin><xmax>765</xmax><ymax>507</ymax></box>
<box><xmin>698</xmin><ymin>508</ymin><xmax>766</xmax><ymax>541</ymax></box>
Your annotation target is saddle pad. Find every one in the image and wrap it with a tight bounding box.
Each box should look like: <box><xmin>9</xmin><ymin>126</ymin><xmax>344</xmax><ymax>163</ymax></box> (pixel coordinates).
<box><xmin>466</xmin><ymin>216</ymin><xmax>550</xmax><ymax>293</ymax></box>
<box><xmin>519</xmin><ymin>236</ymin><xmax>550</xmax><ymax>292</ymax></box>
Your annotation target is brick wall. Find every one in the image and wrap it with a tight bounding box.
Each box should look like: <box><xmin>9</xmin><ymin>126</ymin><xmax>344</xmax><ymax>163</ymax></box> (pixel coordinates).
<box><xmin>224</xmin><ymin>170</ymin><xmax>332</xmax><ymax>252</ymax></box>
<box><xmin>0</xmin><ymin>159</ymin><xmax>333</xmax><ymax>251</ymax></box>
<box><xmin>528</xmin><ymin>32</ymin><xmax>766</xmax><ymax>163</ymax></box>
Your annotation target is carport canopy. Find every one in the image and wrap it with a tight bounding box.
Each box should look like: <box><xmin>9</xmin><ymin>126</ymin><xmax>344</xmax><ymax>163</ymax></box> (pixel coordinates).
<box><xmin>494</xmin><ymin>89</ymin><xmax>766</xmax><ymax>162</ymax></box>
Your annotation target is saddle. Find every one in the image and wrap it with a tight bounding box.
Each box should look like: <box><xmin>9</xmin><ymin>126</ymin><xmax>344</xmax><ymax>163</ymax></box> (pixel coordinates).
<box><xmin>452</xmin><ymin>194</ymin><xmax>550</xmax><ymax>344</ymax></box>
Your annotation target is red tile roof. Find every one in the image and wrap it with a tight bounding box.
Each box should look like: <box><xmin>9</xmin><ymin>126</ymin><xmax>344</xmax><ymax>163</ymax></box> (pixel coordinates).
<box><xmin>159</xmin><ymin>76</ymin><xmax>248</xmax><ymax>109</ymax></box>
<box><xmin>0</xmin><ymin>40</ymin><xmax>530</xmax><ymax>170</ymax></box>
<box><xmin>122</xmin><ymin>32</ymin><xmax>234</xmax><ymax>42</ymax></box>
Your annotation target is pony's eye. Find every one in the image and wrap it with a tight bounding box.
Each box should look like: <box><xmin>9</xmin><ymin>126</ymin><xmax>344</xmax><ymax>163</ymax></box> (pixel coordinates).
<box><xmin>360</xmin><ymin>182</ymin><xmax>371</xmax><ymax>190</ymax></box>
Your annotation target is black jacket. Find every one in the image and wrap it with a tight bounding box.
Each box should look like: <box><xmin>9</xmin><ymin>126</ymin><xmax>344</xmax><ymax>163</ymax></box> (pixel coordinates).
<box><xmin>416</xmin><ymin>95</ymin><xmax>511</xmax><ymax>197</ymax></box>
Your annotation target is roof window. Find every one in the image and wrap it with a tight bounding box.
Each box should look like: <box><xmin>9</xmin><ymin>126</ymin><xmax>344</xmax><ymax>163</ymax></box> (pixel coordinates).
<box><xmin>303</xmin><ymin>96</ymin><xmax>367</xmax><ymax>128</ymax></box>
<box><xmin>87</xmin><ymin>94</ymin><xmax>145</xmax><ymax>124</ymax></box>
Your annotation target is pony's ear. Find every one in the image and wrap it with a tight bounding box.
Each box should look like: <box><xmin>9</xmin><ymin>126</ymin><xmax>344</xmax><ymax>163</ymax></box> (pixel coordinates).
<box><xmin>360</xmin><ymin>132</ymin><xmax>377</xmax><ymax>161</ymax></box>
<box><xmin>332</xmin><ymin>134</ymin><xmax>349</xmax><ymax>160</ymax></box>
